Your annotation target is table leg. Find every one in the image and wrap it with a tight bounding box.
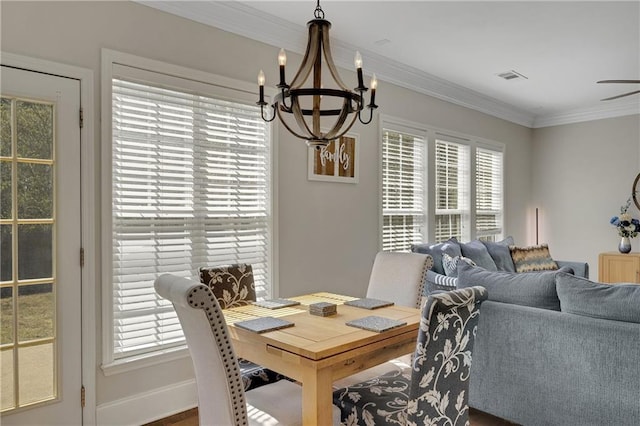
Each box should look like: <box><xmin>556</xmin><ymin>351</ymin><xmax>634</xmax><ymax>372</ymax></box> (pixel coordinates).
<box><xmin>301</xmin><ymin>366</ymin><xmax>335</xmax><ymax>426</ymax></box>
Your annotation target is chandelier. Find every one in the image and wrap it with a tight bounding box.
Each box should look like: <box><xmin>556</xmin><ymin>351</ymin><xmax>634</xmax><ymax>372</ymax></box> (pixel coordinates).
<box><xmin>257</xmin><ymin>0</ymin><xmax>378</xmax><ymax>148</ymax></box>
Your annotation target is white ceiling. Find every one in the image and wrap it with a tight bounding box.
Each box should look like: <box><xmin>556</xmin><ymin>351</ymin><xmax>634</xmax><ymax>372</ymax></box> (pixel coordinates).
<box><xmin>139</xmin><ymin>1</ymin><xmax>640</xmax><ymax>127</ymax></box>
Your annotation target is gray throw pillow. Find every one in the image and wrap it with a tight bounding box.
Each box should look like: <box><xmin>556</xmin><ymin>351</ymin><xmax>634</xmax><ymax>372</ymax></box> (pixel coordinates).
<box><xmin>459</xmin><ymin>240</ymin><xmax>498</xmax><ymax>271</ymax></box>
<box><xmin>412</xmin><ymin>238</ymin><xmax>460</xmax><ymax>275</ymax></box>
<box><xmin>457</xmin><ymin>262</ymin><xmax>573</xmax><ymax>311</ymax></box>
<box><xmin>556</xmin><ymin>273</ymin><xmax>640</xmax><ymax>323</ymax></box>
<box><xmin>481</xmin><ymin>236</ymin><xmax>515</xmax><ymax>272</ymax></box>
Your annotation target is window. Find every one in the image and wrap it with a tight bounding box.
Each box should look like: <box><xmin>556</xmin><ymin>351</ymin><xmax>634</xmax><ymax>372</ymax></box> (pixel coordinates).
<box><xmin>380</xmin><ymin>117</ymin><xmax>504</xmax><ymax>248</ymax></box>
<box><xmin>475</xmin><ymin>147</ymin><xmax>504</xmax><ymax>242</ymax></box>
<box><xmin>103</xmin><ymin>56</ymin><xmax>273</xmax><ymax>365</ymax></box>
<box><xmin>381</xmin><ymin>129</ymin><xmax>426</xmax><ymax>252</ymax></box>
<box><xmin>434</xmin><ymin>139</ymin><xmax>470</xmax><ymax>242</ymax></box>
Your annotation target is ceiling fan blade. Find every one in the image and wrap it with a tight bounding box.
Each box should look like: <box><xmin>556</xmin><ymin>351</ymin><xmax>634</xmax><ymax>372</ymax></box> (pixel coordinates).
<box><xmin>597</xmin><ymin>80</ymin><xmax>640</xmax><ymax>84</ymax></box>
<box><xmin>601</xmin><ymin>90</ymin><xmax>640</xmax><ymax>101</ymax></box>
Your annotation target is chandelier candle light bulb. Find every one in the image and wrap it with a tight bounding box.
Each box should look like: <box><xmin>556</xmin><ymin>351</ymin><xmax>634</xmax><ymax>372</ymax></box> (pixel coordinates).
<box><xmin>355</xmin><ymin>51</ymin><xmax>365</xmax><ymax>90</ymax></box>
<box><xmin>278</xmin><ymin>48</ymin><xmax>287</xmax><ymax>86</ymax></box>
<box><xmin>370</xmin><ymin>74</ymin><xmax>378</xmax><ymax>106</ymax></box>
<box><xmin>258</xmin><ymin>70</ymin><xmax>265</xmax><ymax>104</ymax></box>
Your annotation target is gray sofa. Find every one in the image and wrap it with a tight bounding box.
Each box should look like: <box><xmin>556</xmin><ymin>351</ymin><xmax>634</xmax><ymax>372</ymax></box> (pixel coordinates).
<box><xmin>469</xmin><ymin>299</ymin><xmax>640</xmax><ymax>425</ymax></box>
<box><xmin>454</xmin><ymin>264</ymin><xmax>640</xmax><ymax>426</ymax></box>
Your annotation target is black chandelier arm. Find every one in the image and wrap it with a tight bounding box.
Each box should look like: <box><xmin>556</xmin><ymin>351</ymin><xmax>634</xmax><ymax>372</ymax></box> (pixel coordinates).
<box><xmin>276</xmin><ymin>86</ymin><xmax>293</xmax><ymax>110</ymax></box>
<box><xmin>259</xmin><ymin>103</ymin><xmax>277</xmax><ymax>122</ymax></box>
<box><xmin>357</xmin><ymin>104</ymin><xmax>377</xmax><ymax>125</ymax></box>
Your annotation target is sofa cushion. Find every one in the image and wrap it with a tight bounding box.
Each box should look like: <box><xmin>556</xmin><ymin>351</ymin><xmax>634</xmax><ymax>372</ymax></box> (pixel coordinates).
<box><xmin>411</xmin><ymin>238</ymin><xmax>460</xmax><ymax>275</ymax></box>
<box><xmin>442</xmin><ymin>253</ymin><xmax>476</xmax><ymax>277</ymax></box>
<box><xmin>457</xmin><ymin>263</ymin><xmax>572</xmax><ymax>311</ymax></box>
<box><xmin>459</xmin><ymin>240</ymin><xmax>498</xmax><ymax>271</ymax></box>
<box><xmin>509</xmin><ymin>244</ymin><xmax>558</xmax><ymax>273</ymax></box>
<box><xmin>556</xmin><ymin>273</ymin><xmax>640</xmax><ymax>323</ymax></box>
<box><xmin>481</xmin><ymin>236</ymin><xmax>516</xmax><ymax>272</ymax></box>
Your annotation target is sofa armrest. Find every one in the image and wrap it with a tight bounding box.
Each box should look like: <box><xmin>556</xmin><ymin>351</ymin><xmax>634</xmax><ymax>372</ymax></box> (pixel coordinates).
<box><xmin>556</xmin><ymin>260</ymin><xmax>589</xmax><ymax>279</ymax></box>
<box><xmin>424</xmin><ymin>270</ymin><xmax>457</xmax><ymax>293</ymax></box>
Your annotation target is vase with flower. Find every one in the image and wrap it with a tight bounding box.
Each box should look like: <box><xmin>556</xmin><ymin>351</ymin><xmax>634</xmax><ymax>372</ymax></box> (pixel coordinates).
<box><xmin>610</xmin><ymin>197</ymin><xmax>640</xmax><ymax>253</ymax></box>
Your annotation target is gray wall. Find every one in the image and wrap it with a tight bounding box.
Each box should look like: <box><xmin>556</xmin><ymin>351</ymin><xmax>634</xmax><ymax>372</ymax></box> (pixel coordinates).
<box><xmin>3</xmin><ymin>0</ymin><xmax>533</xmax><ymax>421</ymax></box>
<box><xmin>532</xmin><ymin>114</ymin><xmax>640</xmax><ymax>280</ymax></box>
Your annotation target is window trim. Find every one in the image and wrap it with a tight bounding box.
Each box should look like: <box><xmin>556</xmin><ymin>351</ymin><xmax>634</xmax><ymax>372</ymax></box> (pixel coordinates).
<box><xmin>379</xmin><ymin>114</ymin><xmax>506</xmax><ymax>249</ymax></box>
<box><xmin>100</xmin><ymin>49</ymin><xmax>278</xmax><ymax>373</ymax></box>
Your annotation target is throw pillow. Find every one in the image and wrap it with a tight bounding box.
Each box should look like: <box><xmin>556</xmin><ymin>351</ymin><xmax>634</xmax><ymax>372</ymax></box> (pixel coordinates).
<box><xmin>412</xmin><ymin>238</ymin><xmax>460</xmax><ymax>275</ymax></box>
<box><xmin>442</xmin><ymin>253</ymin><xmax>476</xmax><ymax>277</ymax></box>
<box><xmin>556</xmin><ymin>273</ymin><xmax>640</xmax><ymax>323</ymax></box>
<box><xmin>459</xmin><ymin>240</ymin><xmax>498</xmax><ymax>271</ymax></box>
<box><xmin>456</xmin><ymin>262</ymin><xmax>573</xmax><ymax>311</ymax></box>
<box><xmin>509</xmin><ymin>244</ymin><xmax>558</xmax><ymax>273</ymax></box>
<box><xmin>481</xmin><ymin>236</ymin><xmax>516</xmax><ymax>272</ymax></box>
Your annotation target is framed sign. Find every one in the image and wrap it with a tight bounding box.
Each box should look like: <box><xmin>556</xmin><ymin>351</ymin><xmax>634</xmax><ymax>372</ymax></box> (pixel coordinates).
<box><xmin>307</xmin><ymin>134</ymin><xmax>359</xmax><ymax>183</ymax></box>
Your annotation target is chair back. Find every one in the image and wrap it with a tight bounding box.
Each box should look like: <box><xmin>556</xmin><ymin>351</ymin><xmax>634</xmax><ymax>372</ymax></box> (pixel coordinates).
<box><xmin>199</xmin><ymin>264</ymin><xmax>256</xmax><ymax>309</ymax></box>
<box><xmin>366</xmin><ymin>252</ymin><xmax>434</xmax><ymax>308</ymax></box>
<box><xmin>408</xmin><ymin>286</ymin><xmax>487</xmax><ymax>425</ymax></box>
<box><xmin>155</xmin><ymin>274</ymin><xmax>249</xmax><ymax>426</ymax></box>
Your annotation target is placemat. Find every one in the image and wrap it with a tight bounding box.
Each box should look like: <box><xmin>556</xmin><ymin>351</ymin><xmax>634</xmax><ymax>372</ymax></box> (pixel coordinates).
<box><xmin>345</xmin><ymin>316</ymin><xmax>407</xmax><ymax>333</ymax></box>
<box><xmin>254</xmin><ymin>298</ymin><xmax>301</xmax><ymax>309</ymax></box>
<box><xmin>344</xmin><ymin>298</ymin><xmax>394</xmax><ymax>310</ymax></box>
<box><xmin>234</xmin><ymin>317</ymin><xmax>295</xmax><ymax>334</ymax></box>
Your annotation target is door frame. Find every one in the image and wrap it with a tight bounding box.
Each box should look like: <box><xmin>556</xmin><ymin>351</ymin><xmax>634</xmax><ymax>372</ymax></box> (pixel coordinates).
<box><xmin>1</xmin><ymin>52</ymin><xmax>96</xmax><ymax>425</ymax></box>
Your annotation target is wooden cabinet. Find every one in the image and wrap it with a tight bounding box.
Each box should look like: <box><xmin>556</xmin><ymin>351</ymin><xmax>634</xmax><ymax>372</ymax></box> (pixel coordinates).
<box><xmin>598</xmin><ymin>252</ymin><xmax>640</xmax><ymax>284</ymax></box>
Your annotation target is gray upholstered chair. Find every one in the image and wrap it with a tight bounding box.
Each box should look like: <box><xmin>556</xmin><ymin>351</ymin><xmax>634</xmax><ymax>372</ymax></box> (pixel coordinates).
<box><xmin>155</xmin><ymin>274</ymin><xmax>340</xmax><ymax>425</ymax></box>
<box><xmin>333</xmin><ymin>251</ymin><xmax>434</xmax><ymax>389</ymax></box>
<box><xmin>199</xmin><ymin>264</ymin><xmax>286</xmax><ymax>392</ymax></box>
<box><xmin>333</xmin><ymin>286</ymin><xmax>487</xmax><ymax>425</ymax></box>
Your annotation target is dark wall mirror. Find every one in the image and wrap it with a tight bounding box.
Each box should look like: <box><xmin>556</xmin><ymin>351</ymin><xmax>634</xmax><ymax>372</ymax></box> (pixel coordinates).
<box><xmin>634</xmin><ymin>172</ymin><xmax>640</xmax><ymax>210</ymax></box>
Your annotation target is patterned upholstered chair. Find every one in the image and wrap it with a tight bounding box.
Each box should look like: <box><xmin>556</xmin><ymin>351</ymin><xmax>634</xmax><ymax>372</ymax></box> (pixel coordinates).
<box><xmin>155</xmin><ymin>274</ymin><xmax>340</xmax><ymax>425</ymax></box>
<box><xmin>333</xmin><ymin>286</ymin><xmax>487</xmax><ymax>426</ymax></box>
<box><xmin>199</xmin><ymin>264</ymin><xmax>286</xmax><ymax>392</ymax></box>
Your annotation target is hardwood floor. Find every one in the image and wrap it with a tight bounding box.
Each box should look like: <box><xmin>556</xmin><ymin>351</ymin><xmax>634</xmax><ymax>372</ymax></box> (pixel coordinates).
<box><xmin>145</xmin><ymin>407</ymin><xmax>517</xmax><ymax>425</ymax></box>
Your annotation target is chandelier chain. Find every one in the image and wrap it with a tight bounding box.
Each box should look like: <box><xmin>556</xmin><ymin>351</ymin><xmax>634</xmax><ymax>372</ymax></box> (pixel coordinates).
<box><xmin>314</xmin><ymin>0</ymin><xmax>324</xmax><ymax>19</ymax></box>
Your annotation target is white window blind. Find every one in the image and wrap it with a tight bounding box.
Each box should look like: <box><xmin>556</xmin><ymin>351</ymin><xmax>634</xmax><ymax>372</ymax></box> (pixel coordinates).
<box><xmin>381</xmin><ymin>129</ymin><xmax>425</xmax><ymax>252</ymax></box>
<box><xmin>111</xmin><ymin>77</ymin><xmax>271</xmax><ymax>359</ymax></box>
<box><xmin>435</xmin><ymin>139</ymin><xmax>470</xmax><ymax>242</ymax></box>
<box><xmin>476</xmin><ymin>147</ymin><xmax>503</xmax><ymax>241</ymax></box>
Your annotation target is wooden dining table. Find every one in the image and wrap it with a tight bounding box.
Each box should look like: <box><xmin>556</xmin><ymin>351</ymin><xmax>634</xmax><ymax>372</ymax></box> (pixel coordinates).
<box><xmin>223</xmin><ymin>292</ymin><xmax>421</xmax><ymax>426</ymax></box>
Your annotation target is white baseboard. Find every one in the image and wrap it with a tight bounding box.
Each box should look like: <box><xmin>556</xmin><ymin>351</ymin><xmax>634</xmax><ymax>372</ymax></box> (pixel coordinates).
<box><xmin>96</xmin><ymin>379</ymin><xmax>197</xmax><ymax>425</ymax></box>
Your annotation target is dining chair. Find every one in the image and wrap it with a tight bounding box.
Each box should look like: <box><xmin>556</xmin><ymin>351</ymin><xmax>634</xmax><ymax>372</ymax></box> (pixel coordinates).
<box><xmin>199</xmin><ymin>264</ymin><xmax>286</xmax><ymax>392</ymax></box>
<box><xmin>333</xmin><ymin>286</ymin><xmax>488</xmax><ymax>426</ymax></box>
<box><xmin>366</xmin><ymin>251</ymin><xmax>434</xmax><ymax>309</ymax></box>
<box><xmin>155</xmin><ymin>274</ymin><xmax>340</xmax><ymax>426</ymax></box>
<box><xmin>333</xmin><ymin>251</ymin><xmax>434</xmax><ymax>389</ymax></box>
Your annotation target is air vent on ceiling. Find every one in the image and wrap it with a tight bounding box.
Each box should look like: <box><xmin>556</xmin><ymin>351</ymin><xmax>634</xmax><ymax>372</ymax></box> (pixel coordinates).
<box><xmin>497</xmin><ymin>70</ymin><xmax>528</xmax><ymax>81</ymax></box>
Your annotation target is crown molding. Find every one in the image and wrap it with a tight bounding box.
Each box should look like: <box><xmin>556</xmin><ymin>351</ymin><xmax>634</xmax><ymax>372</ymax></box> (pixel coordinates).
<box><xmin>136</xmin><ymin>1</ymin><xmax>634</xmax><ymax>129</ymax></box>
<box><xmin>533</xmin><ymin>99</ymin><xmax>640</xmax><ymax>128</ymax></box>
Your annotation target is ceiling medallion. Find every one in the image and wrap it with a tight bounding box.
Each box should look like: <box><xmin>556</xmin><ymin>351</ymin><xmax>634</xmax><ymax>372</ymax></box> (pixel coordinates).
<box><xmin>257</xmin><ymin>0</ymin><xmax>378</xmax><ymax>148</ymax></box>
